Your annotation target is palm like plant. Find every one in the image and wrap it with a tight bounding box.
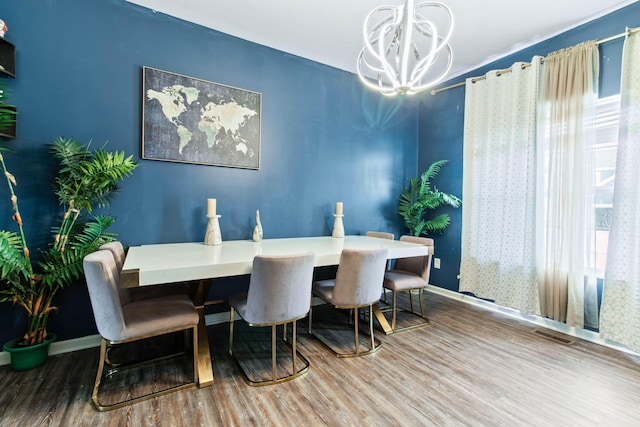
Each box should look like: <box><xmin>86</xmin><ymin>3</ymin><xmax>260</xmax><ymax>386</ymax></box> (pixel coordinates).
<box><xmin>398</xmin><ymin>160</ymin><xmax>461</xmax><ymax>236</ymax></box>
<box><xmin>0</xmin><ymin>137</ymin><xmax>138</xmax><ymax>346</ymax></box>
<box><xmin>0</xmin><ymin>80</ymin><xmax>16</xmax><ymax>137</ymax></box>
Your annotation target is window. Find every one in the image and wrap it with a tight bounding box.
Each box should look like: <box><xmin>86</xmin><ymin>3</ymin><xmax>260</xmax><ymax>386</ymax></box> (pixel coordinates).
<box><xmin>592</xmin><ymin>94</ymin><xmax>620</xmax><ymax>276</ymax></box>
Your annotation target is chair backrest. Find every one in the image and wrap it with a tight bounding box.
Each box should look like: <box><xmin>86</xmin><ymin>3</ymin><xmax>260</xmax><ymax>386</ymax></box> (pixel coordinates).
<box><xmin>99</xmin><ymin>241</ymin><xmax>130</xmax><ymax>305</ymax></box>
<box><xmin>366</xmin><ymin>231</ymin><xmax>394</xmax><ymax>270</ymax></box>
<box><xmin>99</xmin><ymin>241</ymin><xmax>125</xmax><ymax>271</ymax></box>
<box><xmin>394</xmin><ymin>235</ymin><xmax>434</xmax><ymax>281</ymax></box>
<box><xmin>333</xmin><ymin>248</ymin><xmax>389</xmax><ymax>307</ymax></box>
<box><xmin>366</xmin><ymin>231</ymin><xmax>394</xmax><ymax>240</ymax></box>
<box><xmin>83</xmin><ymin>250</ymin><xmax>126</xmax><ymax>342</ymax></box>
<box><xmin>244</xmin><ymin>252</ymin><xmax>315</xmax><ymax>325</ymax></box>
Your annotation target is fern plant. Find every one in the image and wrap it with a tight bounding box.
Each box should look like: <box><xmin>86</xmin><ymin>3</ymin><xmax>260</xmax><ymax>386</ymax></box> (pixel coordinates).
<box><xmin>0</xmin><ymin>137</ymin><xmax>137</xmax><ymax>346</ymax></box>
<box><xmin>398</xmin><ymin>160</ymin><xmax>461</xmax><ymax>236</ymax></box>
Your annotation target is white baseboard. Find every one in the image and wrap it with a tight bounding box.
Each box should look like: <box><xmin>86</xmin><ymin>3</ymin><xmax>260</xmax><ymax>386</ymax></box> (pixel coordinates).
<box><xmin>0</xmin><ymin>310</ymin><xmax>234</xmax><ymax>367</ymax></box>
<box><xmin>4</xmin><ymin>290</ymin><xmax>633</xmax><ymax>367</ymax></box>
<box><xmin>425</xmin><ymin>284</ymin><xmax>639</xmax><ymax>356</ymax></box>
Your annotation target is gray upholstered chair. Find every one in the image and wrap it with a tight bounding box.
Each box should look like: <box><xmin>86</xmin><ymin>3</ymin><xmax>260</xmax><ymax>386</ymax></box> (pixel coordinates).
<box><xmin>98</xmin><ymin>241</ymin><xmax>132</xmax><ymax>305</ymax></box>
<box><xmin>228</xmin><ymin>252</ymin><xmax>315</xmax><ymax>386</ymax></box>
<box><xmin>99</xmin><ymin>241</ymin><xmax>189</xmax><ymax>302</ymax></box>
<box><xmin>365</xmin><ymin>231</ymin><xmax>394</xmax><ymax>301</ymax></box>
<box><xmin>365</xmin><ymin>231</ymin><xmax>394</xmax><ymax>240</ymax></box>
<box><xmin>383</xmin><ymin>235</ymin><xmax>434</xmax><ymax>332</ymax></box>
<box><xmin>310</xmin><ymin>247</ymin><xmax>388</xmax><ymax>357</ymax></box>
<box><xmin>83</xmin><ymin>250</ymin><xmax>199</xmax><ymax>411</ymax></box>
<box><xmin>99</xmin><ymin>241</ymin><xmax>127</xmax><ymax>271</ymax></box>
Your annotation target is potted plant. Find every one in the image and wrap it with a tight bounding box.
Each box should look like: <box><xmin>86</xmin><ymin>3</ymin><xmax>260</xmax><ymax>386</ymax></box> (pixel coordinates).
<box><xmin>0</xmin><ymin>136</ymin><xmax>138</xmax><ymax>370</ymax></box>
<box><xmin>398</xmin><ymin>159</ymin><xmax>461</xmax><ymax>236</ymax></box>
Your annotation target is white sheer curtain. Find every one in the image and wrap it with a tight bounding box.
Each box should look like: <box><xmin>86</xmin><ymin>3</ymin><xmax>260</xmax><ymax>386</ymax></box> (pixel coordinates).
<box><xmin>600</xmin><ymin>31</ymin><xmax>640</xmax><ymax>352</ymax></box>
<box><xmin>459</xmin><ymin>58</ymin><xmax>542</xmax><ymax>315</ymax></box>
<box><xmin>536</xmin><ymin>41</ymin><xmax>600</xmax><ymax>328</ymax></box>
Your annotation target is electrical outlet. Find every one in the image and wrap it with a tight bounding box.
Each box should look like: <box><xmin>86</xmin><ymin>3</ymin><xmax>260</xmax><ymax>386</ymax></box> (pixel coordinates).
<box><xmin>434</xmin><ymin>258</ymin><xmax>441</xmax><ymax>269</ymax></box>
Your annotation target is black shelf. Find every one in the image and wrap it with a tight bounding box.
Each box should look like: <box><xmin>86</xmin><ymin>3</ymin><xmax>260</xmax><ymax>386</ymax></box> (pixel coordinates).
<box><xmin>0</xmin><ymin>37</ymin><xmax>16</xmax><ymax>78</ymax></box>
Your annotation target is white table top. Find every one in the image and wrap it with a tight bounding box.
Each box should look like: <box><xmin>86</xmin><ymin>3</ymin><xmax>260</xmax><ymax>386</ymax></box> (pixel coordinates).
<box><xmin>122</xmin><ymin>235</ymin><xmax>430</xmax><ymax>286</ymax></box>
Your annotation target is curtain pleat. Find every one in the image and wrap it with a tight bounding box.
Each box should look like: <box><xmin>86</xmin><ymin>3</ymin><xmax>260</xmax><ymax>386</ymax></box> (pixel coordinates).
<box><xmin>599</xmin><ymin>32</ymin><xmax>640</xmax><ymax>352</ymax></box>
<box><xmin>536</xmin><ymin>41</ymin><xmax>599</xmax><ymax>328</ymax></box>
<box><xmin>459</xmin><ymin>57</ymin><xmax>542</xmax><ymax>315</ymax></box>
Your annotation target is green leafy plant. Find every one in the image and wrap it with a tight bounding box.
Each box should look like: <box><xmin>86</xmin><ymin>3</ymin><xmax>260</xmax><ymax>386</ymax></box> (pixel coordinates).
<box><xmin>0</xmin><ymin>137</ymin><xmax>138</xmax><ymax>346</ymax></box>
<box><xmin>0</xmin><ymin>80</ymin><xmax>16</xmax><ymax>136</ymax></box>
<box><xmin>398</xmin><ymin>160</ymin><xmax>461</xmax><ymax>236</ymax></box>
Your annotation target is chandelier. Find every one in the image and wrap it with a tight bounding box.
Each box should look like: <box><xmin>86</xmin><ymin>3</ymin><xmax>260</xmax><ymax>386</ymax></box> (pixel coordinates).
<box><xmin>357</xmin><ymin>0</ymin><xmax>454</xmax><ymax>96</ymax></box>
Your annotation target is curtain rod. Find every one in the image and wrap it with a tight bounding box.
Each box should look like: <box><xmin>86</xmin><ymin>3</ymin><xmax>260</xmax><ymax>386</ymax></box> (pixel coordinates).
<box><xmin>430</xmin><ymin>25</ymin><xmax>640</xmax><ymax>95</ymax></box>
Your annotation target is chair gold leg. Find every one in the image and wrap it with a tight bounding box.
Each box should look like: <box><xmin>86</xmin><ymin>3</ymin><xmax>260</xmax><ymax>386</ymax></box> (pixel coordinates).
<box><xmin>384</xmin><ymin>288</ymin><xmax>430</xmax><ymax>333</ymax></box>
<box><xmin>229</xmin><ymin>317</ymin><xmax>310</xmax><ymax>387</ymax></box>
<box><xmin>308</xmin><ymin>302</ymin><xmax>313</xmax><ymax>334</ymax></box>
<box><xmin>311</xmin><ymin>305</ymin><xmax>382</xmax><ymax>358</ymax></box>
<box><xmin>354</xmin><ymin>308</ymin><xmax>360</xmax><ymax>355</ymax></box>
<box><xmin>292</xmin><ymin>320</ymin><xmax>297</xmax><ymax>375</ymax></box>
<box><xmin>229</xmin><ymin>307</ymin><xmax>235</xmax><ymax>356</ymax></box>
<box><xmin>92</xmin><ymin>330</ymin><xmax>197</xmax><ymax>411</ymax></box>
<box><xmin>369</xmin><ymin>305</ymin><xmax>375</xmax><ymax>351</ymax></box>
<box><xmin>91</xmin><ymin>339</ymin><xmax>108</xmax><ymax>410</ymax></box>
<box><xmin>104</xmin><ymin>343</ymin><xmax>115</xmax><ymax>367</ymax></box>
<box><xmin>271</xmin><ymin>325</ymin><xmax>277</xmax><ymax>382</ymax></box>
<box><xmin>392</xmin><ymin>291</ymin><xmax>397</xmax><ymax>331</ymax></box>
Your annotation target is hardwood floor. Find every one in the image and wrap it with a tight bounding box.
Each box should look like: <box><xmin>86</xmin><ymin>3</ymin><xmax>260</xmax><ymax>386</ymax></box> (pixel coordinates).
<box><xmin>2</xmin><ymin>291</ymin><xmax>640</xmax><ymax>427</ymax></box>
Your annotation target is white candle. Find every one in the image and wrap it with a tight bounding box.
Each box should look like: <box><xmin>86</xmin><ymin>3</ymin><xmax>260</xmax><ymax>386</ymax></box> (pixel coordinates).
<box><xmin>336</xmin><ymin>202</ymin><xmax>343</xmax><ymax>216</ymax></box>
<box><xmin>207</xmin><ymin>198</ymin><xmax>217</xmax><ymax>216</ymax></box>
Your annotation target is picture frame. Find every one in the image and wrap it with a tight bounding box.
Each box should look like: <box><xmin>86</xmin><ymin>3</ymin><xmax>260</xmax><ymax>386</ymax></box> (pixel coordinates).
<box><xmin>142</xmin><ymin>66</ymin><xmax>262</xmax><ymax>169</ymax></box>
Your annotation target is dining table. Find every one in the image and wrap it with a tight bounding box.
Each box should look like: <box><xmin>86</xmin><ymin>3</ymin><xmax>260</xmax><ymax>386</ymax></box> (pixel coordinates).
<box><xmin>121</xmin><ymin>235</ymin><xmax>430</xmax><ymax>387</ymax></box>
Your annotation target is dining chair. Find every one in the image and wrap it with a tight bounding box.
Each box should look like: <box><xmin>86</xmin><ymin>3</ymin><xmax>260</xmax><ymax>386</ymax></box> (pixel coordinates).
<box><xmin>83</xmin><ymin>250</ymin><xmax>199</xmax><ymax>411</ymax></box>
<box><xmin>98</xmin><ymin>241</ymin><xmax>132</xmax><ymax>304</ymax></box>
<box><xmin>228</xmin><ymin>252</ymin><xmax>315</xmax><ymax>386</ymax></box>
<box><xmin>99</xmin><ymin>241</ymin><xmax>190</xmax><ymax>302</ymax></box>
<box><xmin>309</xmin><ymin>247</ymin><xmax>388</xmax><ymax>357</ymax></box>
<box><xmin>365</xmin><ymin>231</ymin><xmax>394</xmax><ymax>302</ymax></box>
<box><xmin>365</xmin><ymin>231</ymin><xmax>394</xmax><ymax>240</ymax></box>
<box><xmin>382</xmin><ymin>235</ymin><xmax>434</xmax><ymax>332</ymax></box>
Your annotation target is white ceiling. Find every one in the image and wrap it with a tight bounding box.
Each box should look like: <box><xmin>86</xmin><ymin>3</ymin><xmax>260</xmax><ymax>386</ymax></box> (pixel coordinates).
<box><xmin>126</xmin><ymin>0</ymin><xmax>638</xmax><ymax>81</ymax></box>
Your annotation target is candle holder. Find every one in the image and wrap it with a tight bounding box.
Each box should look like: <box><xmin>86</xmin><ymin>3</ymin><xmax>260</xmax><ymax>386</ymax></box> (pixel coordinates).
<box><xmin>332</xmin><ymin>214</ymin><xmax>345</xmax><ymax>238</ymax></box>
<box><xmin>204</xmin><ymin>214</ymin><xmax>222</xmax><ymax>246</ymax></box>
<box><xmin>252</xmin><ymin>209</ymin><xmax>263</xmax><ymax>242</ymax></box>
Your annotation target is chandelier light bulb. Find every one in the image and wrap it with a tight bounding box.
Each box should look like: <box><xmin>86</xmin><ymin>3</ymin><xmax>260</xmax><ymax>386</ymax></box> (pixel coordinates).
<box><xmin>357</xmin><ymin>0</ymin><xmax>454</xmax><ymax>96</ymax></box>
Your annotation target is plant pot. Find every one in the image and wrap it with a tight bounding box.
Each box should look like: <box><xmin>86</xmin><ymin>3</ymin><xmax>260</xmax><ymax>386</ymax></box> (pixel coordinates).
<box><xmin>2</xmin><ymin>333</ymin><xmax>57</xmax><ymax>371</ymax></box>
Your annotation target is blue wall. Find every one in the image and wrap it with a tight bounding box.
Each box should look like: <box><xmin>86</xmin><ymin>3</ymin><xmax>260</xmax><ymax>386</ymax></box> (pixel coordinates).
<box><xmin>0</xmin><ymin>0</ymin><xmax>419</xmax><ymax>344</ymax></box>
<box><xmin>419</xmin><ymin>1</ymin><xmax>640</xmax><ymax>292</ymax></box>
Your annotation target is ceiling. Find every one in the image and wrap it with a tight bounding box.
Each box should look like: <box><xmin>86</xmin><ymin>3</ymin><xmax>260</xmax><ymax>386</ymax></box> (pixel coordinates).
<box><xmin>126</xmin><ymin>0</ymin><xmax>637</xmax><ymax>81</ymax></box>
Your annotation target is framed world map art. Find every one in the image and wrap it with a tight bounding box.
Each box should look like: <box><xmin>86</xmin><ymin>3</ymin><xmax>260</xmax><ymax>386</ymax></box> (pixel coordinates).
<box><xmin>142</xmin><ymin>66</ymin><xmax>262</xmax><ymax>169</ymax></box>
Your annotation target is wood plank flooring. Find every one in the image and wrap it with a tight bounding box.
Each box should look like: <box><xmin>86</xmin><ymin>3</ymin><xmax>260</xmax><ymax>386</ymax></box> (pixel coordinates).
<box><xmin>1</xmin><ymin>291</ymin><xmax>640</xmax><ymax>427</ymax></box>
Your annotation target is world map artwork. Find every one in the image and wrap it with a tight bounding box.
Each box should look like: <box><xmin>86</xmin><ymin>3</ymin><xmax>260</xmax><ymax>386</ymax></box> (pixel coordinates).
<box><xmin>142</xmin><ymin>67</ymin><xmax>261</xmax><ymax>169</ymax></box>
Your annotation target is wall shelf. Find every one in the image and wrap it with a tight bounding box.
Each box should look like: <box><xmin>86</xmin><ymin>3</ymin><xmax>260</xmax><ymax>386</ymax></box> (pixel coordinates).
<box><xmin>0</xmin><ymin>37</ymin><xmax>16</xmax><ymax>78</ymax></box>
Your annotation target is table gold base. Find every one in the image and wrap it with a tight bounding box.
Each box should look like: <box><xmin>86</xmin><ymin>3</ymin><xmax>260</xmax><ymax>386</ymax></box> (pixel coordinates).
<box><xmin>194</xmin><ymin>280</ymin><xmax>214</xmax><ymax>387</ymax></box>
<box><xmin>372</xmin><ymin>304</ymin><xmax>394</xmax><ymax>335</ymax></box>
